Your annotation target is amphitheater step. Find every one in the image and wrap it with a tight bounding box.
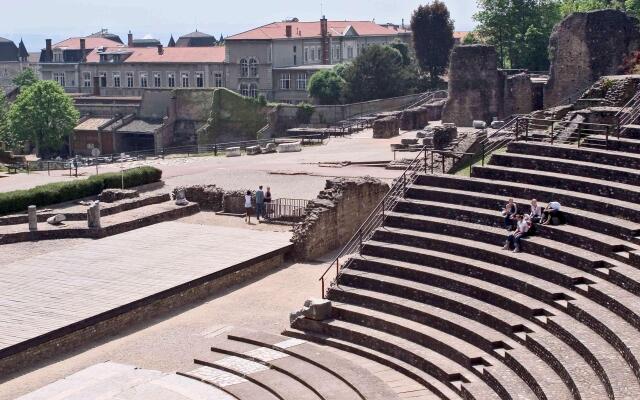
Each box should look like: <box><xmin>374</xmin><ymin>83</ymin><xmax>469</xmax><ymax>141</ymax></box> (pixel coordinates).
<box><xmin>395</xmin><ymin>194</ymin><xmax>638</xmax><ymax>263</ymax></box>
<box><xmin>406</xmin><ymin>181</ymin><xmax>640</xmax><ymax>240</ymax></box>
<box><xmin>490</xmin><ymin>152</ymin><xmax>640</xmax><ymax>186</ymax></box>
<box><xmin>328</xmin><ymin>284</ymin><xmax>574</xmax><ymax>400</ymax></box>
<box><xmin>333</xmin><ymin>301</ymin><xmax>540</xmax><ymax>400</ymax></box>
<box><xmin>344</xmin><ymin>250</ymin><xmax>640</xmax><ymax>399</ymax></box>
<box><xmin>224</xmin><ymin>328</ymin><xmax>399</xmax><ymax>400</ymax></box>
<box><xmin>181</xmin><ymin>367</ymin><xmax>281</xmax><ymax>400</ymax></box>
<box><xmin>471</xmin><ymin>164</ymin><xmax>640</xmax><ymax>204</ymax></box>
<box><xmin>506</xmin><ymin>141</ymin><xmax>640</xmax><ymax>169</ymax></box>
<box><xmin>282</xmin><ymin>328</ymin><xmax>464</xmax><ymax>400</ymax></box>
<box><xmin>622</xmin><ymin>124</ymin><xmax>640</xmax><ymax>138</ymax></box>
<box><xmin>371</xmin><ymin>226</ymin><xmax>640</xmax><ymax>335</ymax></box>
<box><xmin>291</xmin><ymin>314</ymin><xmax>503</xmax><ymax>400</ymax></box>
<box><xmin>359</xmin><ymin>238</ymin><xmax>640</xmax><ymax>389</ymax></box>
<box><xmin>384</xmin><ymin>210</ymin><xmax>640</xmax><ymax>296</ymax></box>
<box><xmin>583</xmin><ymin>135</ymin><xmax>640</xmax><ymax>154</ymax></box>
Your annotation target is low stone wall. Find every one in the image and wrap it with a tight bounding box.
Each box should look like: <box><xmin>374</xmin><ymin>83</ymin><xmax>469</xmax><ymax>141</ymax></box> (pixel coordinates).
<box><xmin>400</xmin><ymin>101</ymin><xmax>445</xmax><ymax>131</ymax></box>
<box><xmin>373</xmin><ymin>117</ymin><xmax>400</xmax><ymax>138</ymax></box>
<box><xmin>291</xmin><ymin>177</ymin><xmax>389</xmax><ymax>260</ymax></box>
<box><xmin>172</xmin><ymin>186</ymin><xmax>251</xmax><ymax>215</ymax></box>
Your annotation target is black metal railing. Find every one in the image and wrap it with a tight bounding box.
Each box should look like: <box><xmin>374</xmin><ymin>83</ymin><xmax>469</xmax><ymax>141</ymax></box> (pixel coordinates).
<box><xmin>514</xmin><ymin>117</ymin><xmax>617</xmax><ymax>148</ymax></box>
<box><xmin>266</xmin><ymin>198</ymin><xmax>309</xmax><ymax>222</ymax></box>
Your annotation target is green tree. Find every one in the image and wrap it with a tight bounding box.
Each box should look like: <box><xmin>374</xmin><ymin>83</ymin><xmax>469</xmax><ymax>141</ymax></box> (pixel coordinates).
<box><xmin>12</xmin><ymin>68</ymin><xmax>38</xmax><ymax>89</ymax></box>
<box><xmin>411</xmin><ymin>1</ymin><xmax>455</xmax><ymax>86</ymax></box>
<box><xmin>560</xmin><ymin>0</ymin><xmax>639</xmax><ymax>15</ymax></box>
<box><xmin>462</xmin><ymin>32</ymin><xmax>481</xmax><ymax>44</ymax></box>
<box><xmin>7</xmin><ymin>80</ymin><xmax>79</xmax><ymax>156</ymax></box>
<box><xmin>308</xmin><ymin>68</ymin><xmax>344</xmax><ymax>105</ymax></box>
<box><xmin>475</xmin><ymin>0</ymin><xmax>561</xmax><ymax>69</ymax></box>
<box><xmin>0</xmin><ymin>93</ymin><xmax>10</xmax><ymax>147</ymax></box>
<box><xmin>389</xmin><ymin>40</ymin><xmax>412</xmax><ymax>66</ymax></box>
<box><xmin>341</xmin><ymin>45</ymin><xmax>413</xmax><ymax>103</ymax></box>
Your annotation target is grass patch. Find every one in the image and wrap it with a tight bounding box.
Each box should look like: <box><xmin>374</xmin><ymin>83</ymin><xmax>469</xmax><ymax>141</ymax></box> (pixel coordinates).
<box><xmin>0</xmin><ymin>166</ymin><xmax>162</xmax><ymax>215</ymax></box>
<box><xmin>453</xmin><ymin>145</ymin><xmax>507</xmax><ymax>177</ymax></box>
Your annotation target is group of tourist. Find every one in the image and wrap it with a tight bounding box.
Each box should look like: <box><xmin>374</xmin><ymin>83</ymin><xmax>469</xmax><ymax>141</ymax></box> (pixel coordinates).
<box><xmin>244</xmin><ymin>186</ymin><xmax>272</xmax><ymax>224</ymax></box>
<box><xmin>501</xmin><ymin>198</ymin><xmax>564</xmax><ymax>253</ymax></box>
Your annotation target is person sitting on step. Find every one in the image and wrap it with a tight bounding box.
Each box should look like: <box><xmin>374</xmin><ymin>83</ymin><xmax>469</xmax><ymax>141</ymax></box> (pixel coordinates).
<box><xmin>504</xmin><ymin>213</ymin><xmax>530</xmax><ymax>253</ymax></box>
<box><xmin>542</xmin><ymin>201</ymin><xmax>564</xmax><ymax>225</ymax></box>
<box><xmin>529</xmin><ymin>199</ymin><xmax>542</xmax><ymax>224</ymax></box>
<box><xmin>501</xmin><ymin>198</ymin><xmax>518</xmax><ymax>230</ymax></box>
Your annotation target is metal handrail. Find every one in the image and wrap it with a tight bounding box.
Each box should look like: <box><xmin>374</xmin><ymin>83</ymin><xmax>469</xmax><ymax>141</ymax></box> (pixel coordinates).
<box><xmin>318</xmin><ymin>145</ymin><xmax>431</xmax><ymax>298</ymax></box>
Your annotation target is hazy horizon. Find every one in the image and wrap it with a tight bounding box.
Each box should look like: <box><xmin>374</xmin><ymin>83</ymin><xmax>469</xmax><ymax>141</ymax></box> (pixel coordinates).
<box><xmin>1</xmin><ymin>0</ymin><xmax>478</xmax><ymax>52</ymax></box>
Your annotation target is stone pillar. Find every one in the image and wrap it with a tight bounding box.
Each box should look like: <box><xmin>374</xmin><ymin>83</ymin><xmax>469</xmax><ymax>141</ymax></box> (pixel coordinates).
<box><xmin>87</xmin><ymin>201</ymin><xmax>101</xmax><ymax>229</ymax></box>
<box><xmin>28</xmin><ymin>205</ymin><xmax>37</xmax><ymax>231</ymax></box>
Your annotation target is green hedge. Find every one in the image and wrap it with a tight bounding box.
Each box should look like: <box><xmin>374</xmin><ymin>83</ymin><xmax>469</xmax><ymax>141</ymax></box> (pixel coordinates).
<box><xmin>0</xmin><ymin>166</ymin><xmax>162</xmax><ymax>215</ymax></box>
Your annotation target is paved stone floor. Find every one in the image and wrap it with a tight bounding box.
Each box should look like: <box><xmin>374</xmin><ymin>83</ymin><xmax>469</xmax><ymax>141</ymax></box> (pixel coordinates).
<box><xmin>0</xmin><ymin>221</ymin><xmax>291</xmax><ymax>358</ymax></box>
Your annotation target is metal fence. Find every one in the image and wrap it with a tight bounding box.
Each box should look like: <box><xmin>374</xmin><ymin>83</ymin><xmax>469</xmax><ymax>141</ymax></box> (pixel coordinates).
<box><xmin>266</xmin><ymin>198</ymin><xmax>309</xmax><ymax>222</ymax></box>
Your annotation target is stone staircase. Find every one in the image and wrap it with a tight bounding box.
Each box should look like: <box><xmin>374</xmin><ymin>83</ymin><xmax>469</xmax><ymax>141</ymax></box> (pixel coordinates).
<box><xmin>288</xmin><ymin>140</ymin><xmax>640</xmax><ymax>400</ymax></box>
<box><xmin>180</xmin><ymin>328</ymin><xmax>401</xmax><ymax>400</ymax></box>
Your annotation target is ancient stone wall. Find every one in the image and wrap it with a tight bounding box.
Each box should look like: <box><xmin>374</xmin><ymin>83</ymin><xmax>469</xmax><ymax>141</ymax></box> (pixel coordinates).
<box><xmin>504</xmin><ymin>74</ymin><xmax>534</xmax><ymax>116</ymax></box>
<box><xmin>291</xmin><ymin>177</ymin><xmax>389</xmax><ymax>260</ymax></box>
<box><xmin>372</xmin><ymin>116</ymin><xmax>400</xmax><ymax>138</ymax></box>
<box><xmin>544</xmin><ymin>9</ymin><xmax>640</xmax><ymax>108</ymax></box>
<box><xmin>442</xmin><ymin>45</ymin><xmax>505</xmax><ymax>126</ymax></box>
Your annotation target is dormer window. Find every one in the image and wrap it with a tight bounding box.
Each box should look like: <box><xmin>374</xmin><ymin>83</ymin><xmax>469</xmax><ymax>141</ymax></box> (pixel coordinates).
<box><xmin>53</xmin><ymin>51</ymin><xmax>63</xmax><ymax>62</ymax></box>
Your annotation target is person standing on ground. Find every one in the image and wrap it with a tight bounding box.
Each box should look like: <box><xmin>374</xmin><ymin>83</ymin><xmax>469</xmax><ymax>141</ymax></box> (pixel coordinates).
<box><xmin>256</xmin><ymin>186</ymin><xmax>265</xmax><ymax>222</ymax></box>
<box><xmin>244</xmin><ymin>190</ymin><xmax>253</xmax><ymax>224</ymax></box>
<box><xmin>264</xmin><ymin>186</ymin><xmax>272</xmax><ymax>220</ymax></box>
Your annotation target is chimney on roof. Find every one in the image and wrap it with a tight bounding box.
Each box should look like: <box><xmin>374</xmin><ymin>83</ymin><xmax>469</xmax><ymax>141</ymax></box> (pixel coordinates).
<box><xmin>45</xmin><ymin>39</ymin><xmax>53</xmax><ymax>62</ymax></box>
<box><xmin>80</xmin><ymin>38</ymin><xmax>86</xmax><ymax>62</ymax></box>
<box><xmin>127</xmin><ymin>31</ymin><xmax>133</xmax><ymax>47</ymax></box>
<box><xmin>285</xmin><ymin>25</ymin><xmax>292</xmax><ymax>38</ymax></box>
<box><xmin>320</xmin><ymin>16</ymin><xmax>329</xmax><ymax>65</ymax></box>
<box><xmin>157</xmin><ymin>44</ymin><xmax>164</xmax><ymax>55</ymax></box>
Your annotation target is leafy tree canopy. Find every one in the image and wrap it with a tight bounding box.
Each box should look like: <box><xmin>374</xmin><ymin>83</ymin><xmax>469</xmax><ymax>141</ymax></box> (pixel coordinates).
<box><xmin>308</xmin><ymin>68</ymin><xmax>345</xmax><ymax>105</ymax></box>
<box><xmin>411</xmin><ymin>1</ymin><xmax>456</xmax><ymax>85</ymax></box>
<box><xmin>12</xmin><ymin>68</ymin><xmax>38</xmax><ymax>89</ymax></box>
<box><xmin>6</xmin><ymin>80</ymin><xmax>79</xmax><ymax>156</ymax></box>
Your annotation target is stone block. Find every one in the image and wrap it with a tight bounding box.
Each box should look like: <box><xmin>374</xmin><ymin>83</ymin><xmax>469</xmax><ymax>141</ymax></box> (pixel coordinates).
<box><xmin>226</xmin><ymin>147</ymin><xmax>241</xmax><ymax>157</ymax></box>
<box><xmin>246</xmin><ymin>145</ymin><xmax>262</xmax><ymax>155</ymax></box>
<box><xmin>87</xmin><ymin>201</ymin><xmax>101</xmax><ymax>229</ymax></box>
<box><xmin>416</xmin><ymin>131</ymin><xmax>427</xmax><ymax>139</ymax></box>
<box><xmin>98</xmin><ymin>189</ymin><xmax>139</xmax><ymax>203</ymax></box>
<box><xmin>277</xmin><ymin>141</ymin><xmax>302</xmax><ymax>153</ymax></box>
<box><xmin>372</xmin><ymin>116</ymin><xmax>400</xmax><ymax>138</ymax></box>
<box><xmin>47</xmin><ymin>214</ymin><xmax>66</xmax><ymax>225</ymax></box>
<box><xmin>174</xmin><ymin>188</ymin><xmax>189</xmax><ymax>206</ymax></box>
<box><xmin>264</xmin><ymin>142</ymin><xmax>277</xmax><ymax>153</ymax></box>
<box><xmin>473</xmin><ymin>120</ymin><xmax>487</xmax><ymax>129</ymax></box>
<box><xmin>401</xmin><ymin>138</ymin><xmax>419</xmax><ymax>145</ymax></box>
<box><xmin>491</xmin><ymin>120</ymin><xmax>505</xmax><ymax>129</ymax></box>
<box><xmin>28</xmin><ymin>205</ymin><xmax>37</xmax><ymax>231</ymax></box>
<box><xmin>303</xmin><ymin>298</ymin><xmax>332</xmax><ymax>321</ymax></box>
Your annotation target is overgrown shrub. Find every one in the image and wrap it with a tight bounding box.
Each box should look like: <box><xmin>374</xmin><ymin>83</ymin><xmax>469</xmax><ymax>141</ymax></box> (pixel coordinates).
<box><xmin>296</xmin><ymin>103</ymin><xmax>315</xmax><ymax>124</ymax></box>
<box><xmin>0</xmin><ymin>166</ymin><xmax>162</xmax><ymax>215</ymax></box>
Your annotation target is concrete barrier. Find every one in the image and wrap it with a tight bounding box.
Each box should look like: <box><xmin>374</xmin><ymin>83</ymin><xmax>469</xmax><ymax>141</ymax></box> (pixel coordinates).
<box><xmin>277</xmin><ymin>141</ymin><xmax>302</xmax><ymax>153</ymax></box>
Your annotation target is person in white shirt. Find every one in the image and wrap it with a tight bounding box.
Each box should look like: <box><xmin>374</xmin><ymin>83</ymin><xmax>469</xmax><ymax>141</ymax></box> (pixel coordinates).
<box><xmin>503</xmin><ymin>214</ymin><xmax>530</xmax><ymax>253</ymax></box>
<box><xmin>244</xmin><ymin>190</ymin><xmax>253</xmax><ymax>224</ymax></box>
<box><xmin>542</xmin><ymin>201</ymin><xmax>563</xmax><ymax>225</ymax></box>
<box><xmin>502</xmin><ymin>198</ymin><xmax>518</xmax><ymax>230</ymax></box>
<box><xmin>529</xmin><ymin>199</ymin><xmax>542</xmax><ymax>224</ymax></box>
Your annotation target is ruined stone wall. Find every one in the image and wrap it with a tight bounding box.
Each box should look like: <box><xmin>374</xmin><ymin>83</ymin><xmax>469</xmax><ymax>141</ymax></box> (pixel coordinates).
<box><xmin>544</xmin><ymin>9</ymin><xmax>640</xmax><ymax>108</ymax></box>
<box><xmin>291</xmin><ymin>178</ymin><xmax>389</xmax><ymax>261</ymax></box>
<box><xmin>504</xmin><ymin>74</ymin><xmax>535</xmax><ymax>116</ymax></box>
<box><xmin>442</xmin><ymin>45</ymin><xmax>504</xmax><ymax>126</ymax></box>
<box><xmin>372</xmin><ymin>116</ymin><xmax>400</xmax><ymax>138</ymax></box>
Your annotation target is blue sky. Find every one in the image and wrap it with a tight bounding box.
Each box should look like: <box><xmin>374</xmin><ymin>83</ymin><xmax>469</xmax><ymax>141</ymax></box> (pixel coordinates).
<box><xmin>1</xmin><ymin>0</ymin><xmax>478</xmax><ymax>51</ymax></box>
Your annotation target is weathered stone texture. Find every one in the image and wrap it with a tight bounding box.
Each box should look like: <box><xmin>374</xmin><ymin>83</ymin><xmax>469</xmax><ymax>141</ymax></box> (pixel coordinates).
<box><xmin>544</xmin><ymin>9</ymin><xmax>640</xmax><ymax>108</ymax></box>
<box><xmin>98</xmin><ymin>189</ymin><xmax>139</xmax><ymax>203</ymax></box>
<box><xmin>504</xmin><ymin>74</ymin><xmax>535</xmax><ymax>116</ymax></box>
<box><xmin>442</xmin><ymin>45</ymin><xmax>504</xmax><ymax>126</ymax></box>
<box><xmin>373</xmin><ymin>116</ymin><xmax>400</xmax><ymax>138</ymax></box>
<box><xmin>291</xmin><ymin>177</ymin><xmax>389</xmax><ymax>260</ymax></box>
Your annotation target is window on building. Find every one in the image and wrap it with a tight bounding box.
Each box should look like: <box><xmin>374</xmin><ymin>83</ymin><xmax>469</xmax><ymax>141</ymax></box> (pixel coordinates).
<box><xmin>249</xmin><ymin>83</ymin><xmax>258</xmax><ymax>98</ymax></box>
<box><xmin>240</xmin><ymin>83</ymin><xmax>249</xmax><ymax>97</ymax></box>
<box><xmin>304</xmin><ymin>47</ymin><xmax>309</xmax><ymax>63</ymax></box>
<box><xmin>332</xmin><ymin>45</ymin><xmax>340</xmax><ymax>61</ymax></box>
<box><xmin>113</xmin><ymin>72</ymin><xmax>121</xmax><ymax>88</ymax></box>
<box><xmin>347</xmin><ymin>46</ymin><xmax>354</xmax><ymax>59</ymax></box>
<box><xmin>126</xmin><ymin>72</ymin><xmax>134</xmax><ymax>88</ymax></box>
<box><xmin>296</xmin><ymin>73</ymin><xmax>307</xmax><ymax>90</ymax></box>
<box><xmin>293</xmin><ymin>46</ymin><xmax>297</xmax><ymax>53</ymax></box>
<box><xmin>181</xmin><ymin>72</ymin><xmax>189</xmax><ymax>87</ymax></box>
<box><xmin>153</xmin><ymin>72</ymin><xmax>161</xmax><ymax>87</ymax></box>
<box><xmin>311</xmin><ymin>47</ymin><xmax>316</xmax><ymax>61</ymax></box>
<box><xmin>100</xmin><ymin>72</ymin><xmax>107</xmax><ymax>87</ymax></box>
<box><xmin>280</xmin><ymin>73</ymin><xmax>291</xmax><ymax>90</ymax></box>
<box><xmin>53</xmin><ymin>72</ymin><xmax>66</xmax><ymax>86</ymax></box>
<box><xmin>140</xmin><ymin>72</ymin><xmax>148</xmax><ymax>88</ymax></box>
<box><xmin>214</xmin><ymin>72</ymin><xmax>223</xmax><ymax>87</ymax></box>
<box><xmin>293</xmin><ymin>55</ymin><xmax>297</xmax><ymax>65</ymax></box>
<box><xmin>167</xmin><ymin>72</ymin><xmax>175</xmax><ymax>88</ymax></box>
<box><xmin>83</xmin><ymin>72</ymin><xmax>91</xmax><ymax>87</ymax></box>
<box><xmin>249</xmin><ymin>58</ymin><xmax>258</xmax><ymax>77</ymax></box>
<box><xmin>196</xmin><ymin>72</ymin><xmax>204</xmax><ymax>87</ymax></box>
<box><xmin>240</xmin><ymin>58</ymin><xmax>248</xmax><ymax>77</ymax></box>
<box><xmin>317</xmin><ymin>46</ymin><xmax>322</xmax><ymax>60</ymax></box>
<box><xmin>53</xmin><ymin>52</ymin><xmax>63</xmax><ymax>62</ymax></box>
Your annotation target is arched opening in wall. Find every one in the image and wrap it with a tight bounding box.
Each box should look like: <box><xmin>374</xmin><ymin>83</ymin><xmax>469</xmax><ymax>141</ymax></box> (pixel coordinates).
<box><xmin>249</xmin><ymin>58</ymin><xmax>258</xmax><ymax>77</ymax></box>
<box><xmin>240</xmin><ymin>83</ymin><xmax>249</xmax><ymax>97</ymax></box>
<box><xmin>249</xmin><ymin>83</ymin><xmax>258</xmax><ymax>98</ymax></box>
<box><xmin>240</xmin><ymin>59</ymin><xmax>248</xmax><ymax>77</ymax></box>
